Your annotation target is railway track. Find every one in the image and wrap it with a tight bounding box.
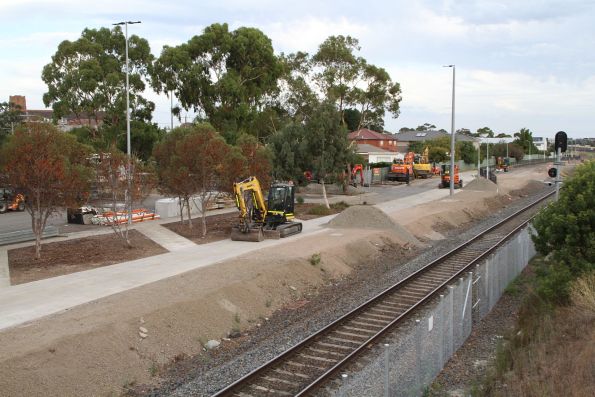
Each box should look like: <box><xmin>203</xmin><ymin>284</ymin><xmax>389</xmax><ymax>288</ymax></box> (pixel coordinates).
<box><xmin>212</xmin><ymin>190</ymin><xmax>554</xmax><ymax>397</ymax></box>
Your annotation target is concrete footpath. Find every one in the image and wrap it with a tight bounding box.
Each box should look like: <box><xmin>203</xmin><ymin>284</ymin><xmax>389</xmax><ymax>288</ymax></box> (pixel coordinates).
<box><xmin>0</xmin><ymin>176</ymin><xmax>473</xmax><ymax>332</ymax></box>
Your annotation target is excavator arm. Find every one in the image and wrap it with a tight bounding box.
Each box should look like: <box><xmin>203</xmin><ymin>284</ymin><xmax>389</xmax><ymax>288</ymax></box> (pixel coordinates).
<box><xmin>233</xmin><ymin>177</ymin><xmax>268</xmax><ymax>224</ymax></box>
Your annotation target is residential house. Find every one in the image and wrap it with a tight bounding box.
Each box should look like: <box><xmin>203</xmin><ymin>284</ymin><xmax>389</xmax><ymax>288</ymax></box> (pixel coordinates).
<box><xmin>393</xmin><ymin>129</ymin><xmax>478</xmax><ymax>152</ymax></box>
<box><xmin>354</xmin><ymin>143</ymin><xmax>402</xmax><ymax>163</ymax></box>
<box><xmin>348</xmin><ymin>128</ymin><xmax>402</xmax><ymax>163</ymax></box>
<box><xmin>347</xmin><ymin>128</ymin><xmax>398</xmax><ymax>150</ymax></box>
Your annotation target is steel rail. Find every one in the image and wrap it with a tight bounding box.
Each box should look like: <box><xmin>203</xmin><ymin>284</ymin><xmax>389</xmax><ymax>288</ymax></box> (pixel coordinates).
<box><xmin>212</xmin><ymin>189</ymin><xmax>554</xmax><ymax>397</ymax></box>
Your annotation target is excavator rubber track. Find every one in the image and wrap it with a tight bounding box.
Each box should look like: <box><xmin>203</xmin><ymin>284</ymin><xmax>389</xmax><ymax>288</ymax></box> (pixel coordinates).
<box><xmin>274</xmin><ymin>221</ymin><xmax>303</xmax><ymax>238</ymax></box>
<box><xmin>230</xmin><ymin>226</ymin><xmax>264</xmax><ymax>242</ymax></box>
<box><xmin>231</xmin><ymin>222</ymin><xmax>303</xmax><ymax>242</ymax></box>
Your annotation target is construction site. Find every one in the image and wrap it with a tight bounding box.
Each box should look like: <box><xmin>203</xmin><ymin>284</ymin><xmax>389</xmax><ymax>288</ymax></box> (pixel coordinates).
<box><xmin>0</xmin><ymin>161</ymin><xmax>565</xmax><ymax>396</ymax></box>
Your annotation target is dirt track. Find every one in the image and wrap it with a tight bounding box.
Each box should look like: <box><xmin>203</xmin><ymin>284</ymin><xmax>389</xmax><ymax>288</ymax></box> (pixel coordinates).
<box><xmin>0</xmin><ymin>165</ymin><xmax>552</xmax><ymax>397</ymax></box>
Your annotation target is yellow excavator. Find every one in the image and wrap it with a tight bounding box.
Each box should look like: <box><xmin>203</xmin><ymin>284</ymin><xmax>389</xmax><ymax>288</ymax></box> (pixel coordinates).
<box><xmin>413</xmin><ymin>147</ymin><xmax>433</xmax><ymax>179</ymax></box>
<box><xmin>231</xmin><ymin>176</ymin><xmax>303</xmax><ymax>242</ymax></box>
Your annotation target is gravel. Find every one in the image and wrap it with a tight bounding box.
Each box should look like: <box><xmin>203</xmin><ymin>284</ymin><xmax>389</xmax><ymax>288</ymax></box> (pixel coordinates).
<box><xmin>327</xmin><ymin>205</ymin><xmax>422</xmax><ymax>246</ymax></box>
<box><xmin>135</xmin><ymin>184</ymin><xmax>553</xmax><ymax>397</ymax></box>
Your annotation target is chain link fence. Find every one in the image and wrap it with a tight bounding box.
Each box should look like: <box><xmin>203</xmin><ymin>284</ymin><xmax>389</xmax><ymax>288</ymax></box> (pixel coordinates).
<box><xmin>332</xmin><ymin>227</ymin><xmax>536</xmax><ymax>396</ymax></box>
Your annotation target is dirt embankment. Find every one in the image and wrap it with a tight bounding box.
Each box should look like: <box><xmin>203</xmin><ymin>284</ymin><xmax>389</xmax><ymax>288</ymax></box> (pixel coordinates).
<box><xmin>0</xmin><ymin>167</ymin><xmax>550</xmax><ymax>397</ymax></box>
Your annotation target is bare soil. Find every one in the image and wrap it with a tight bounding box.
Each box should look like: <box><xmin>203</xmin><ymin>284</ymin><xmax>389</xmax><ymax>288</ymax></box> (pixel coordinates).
<box><xmin>0</xmin><ymin>165</ymin><xmax>553</xmax><ymax>397</ymax></box>
<box><xmin>8</xmin><ymin>230</ymin><xmax>168</xmax><ymax>285</ymax></box>
<box><xmin>162</xmin><ymin>212</ymin><xmax>238</xmax><ymax>244</ymax></box>
<box><xmin>294</xmin><ymin>202</ymin><xmax>347</xmax><ymax>220</ymax></box>
<box><xmin>163</xmin><ymin>204</ymin><xmax>345</xmax><ymax>243</ymax></box>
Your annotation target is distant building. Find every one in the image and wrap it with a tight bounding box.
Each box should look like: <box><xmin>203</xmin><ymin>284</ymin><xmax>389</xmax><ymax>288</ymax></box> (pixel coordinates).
<box><xmin>355</xmin><ymin>143</ymin><xmax>402</xmax><ymax>163</ymax></box>
<box><xmin>347</xmin><ymin>128</ymin><xmax>407</xmax><ymax>163</ymax></box>
<box><xmin>348</xmin><ymin>128</ymin><xmax>398</xmax><ymax>151</ymax></box>
<box><xmin>393</xmin><ymin>129</ymin><xmax>478</xmax><ymax>152</ymax></box>
<box><xmin>8</xmin><ymin>95</ymin><xmax>104</xmax><ymax>130</ymax></box>
<box><xmin>532</xmin><ymin>136</ymin><xmax>549</xmax><ymax>152</ymax></box>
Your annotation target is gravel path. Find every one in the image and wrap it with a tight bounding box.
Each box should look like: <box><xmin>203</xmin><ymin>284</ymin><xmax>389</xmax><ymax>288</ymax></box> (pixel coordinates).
<box><xmin>134</xmin><ymin>185</ymin><xmax>552</xmax><ymax>397</ymax></box>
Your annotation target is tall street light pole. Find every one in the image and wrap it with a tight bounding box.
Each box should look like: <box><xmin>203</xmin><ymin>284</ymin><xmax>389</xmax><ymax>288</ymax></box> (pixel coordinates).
<box><xmin>113</xmin><ymin>20</ymin><xmax>141</xmax><ymax>224</ymax></box>
<box><xmin>444</xmin><ymin>65</ymin><xmax>456</xmax><ymax>196</ymax></box>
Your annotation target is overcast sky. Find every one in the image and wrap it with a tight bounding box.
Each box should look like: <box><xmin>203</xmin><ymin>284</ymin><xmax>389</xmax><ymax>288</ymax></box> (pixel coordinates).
<box><xmin>1</xmin><ymin>0</ymin><xmax>594</xmax><ymax>138</ymax></box>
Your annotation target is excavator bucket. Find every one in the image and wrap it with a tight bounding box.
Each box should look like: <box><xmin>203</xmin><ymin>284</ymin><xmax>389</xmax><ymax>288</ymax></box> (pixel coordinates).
<box><xmin>230</xmin><ymin>226</ymin><xmax>264</xmax><ymax>242</ymax></box>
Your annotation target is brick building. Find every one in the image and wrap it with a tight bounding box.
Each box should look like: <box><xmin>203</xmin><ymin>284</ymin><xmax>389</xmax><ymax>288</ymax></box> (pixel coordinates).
<box><xmin>8</xmin><ymin>95</ymin><xmax>104</xmax><ymax>130</ymax></box>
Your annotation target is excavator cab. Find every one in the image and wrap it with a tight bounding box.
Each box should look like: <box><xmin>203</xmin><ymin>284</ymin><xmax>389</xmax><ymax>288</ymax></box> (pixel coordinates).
<box><xmin>265</xmin><ymin>183</ymin><xmax>296</xmax><ymax>224</ymax></box>
<box><xmin>439</xmin><ymin>164</ymin><xmax>463</xmax><ymax>189</ymax></box>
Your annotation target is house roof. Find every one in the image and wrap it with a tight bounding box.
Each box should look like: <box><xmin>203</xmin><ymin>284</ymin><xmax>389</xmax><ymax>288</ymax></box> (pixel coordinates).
<box><xmin>22</xmin><ymin>110</ymin><xmax>53</xmax><ymax>118</ymax></box>
<box><xmin>348</xmin><ymin>128</ymin><xmax>392</xmax><ymax>141</ymax></box>
<box><xmin>394</xmin><ymin>130</ymin><xmax>478</xmax><ymax>143</ymax></box>
<box><xmin>355</xmin><ymin>143</ymin><xmax>396</xmax><ymax>154</ymax></box>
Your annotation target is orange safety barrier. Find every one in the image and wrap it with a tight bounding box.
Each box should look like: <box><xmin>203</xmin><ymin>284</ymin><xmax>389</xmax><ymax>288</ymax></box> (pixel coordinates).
<box><xmin>93</xmin><ymin>208</ymin><xmax>160</xmax><ymax>225</ymax></box>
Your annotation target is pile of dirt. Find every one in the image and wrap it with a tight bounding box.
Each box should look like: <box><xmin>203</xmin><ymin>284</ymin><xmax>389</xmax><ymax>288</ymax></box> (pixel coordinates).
<box><xmin>463</xmin><ymin>177</ymin><xmax>498</xmax><ymax>192</ymax></box>
<box><xmin>327</xmin><ymin>205</ymin><xmax>422</xmax><ymax>247</ymax></box>
<box><xmin>512</xmin><ymin>180</ymin><xmax>549</xmax><ymax>196</ymax></box>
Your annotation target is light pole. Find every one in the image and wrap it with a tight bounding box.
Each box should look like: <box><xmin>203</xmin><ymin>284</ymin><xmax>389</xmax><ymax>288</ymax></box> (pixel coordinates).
<box><xmin>444</xmin><ymin>65</ymin><xmax>456</xmax><ymax>196</ymax></box>
<box><xmin>113</xmin><ymin>20</ymin><xmax>141</xmax><ymax>224</ymax></box>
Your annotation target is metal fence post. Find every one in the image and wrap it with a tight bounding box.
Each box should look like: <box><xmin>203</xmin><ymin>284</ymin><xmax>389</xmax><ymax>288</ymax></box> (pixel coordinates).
<box><xmin>415</xmin><ymin>319</ymin><xmax>422</xmax><ymax>392</ymax></box>
<box><xmin>384</xmin><ymin>343</ymin><xmax>390</xmax><ymax>397</ymax></box>
<box><xmin>339</xmin><ymin>373</ymin><xmax>348</xmax><ymax>397</ymax></box>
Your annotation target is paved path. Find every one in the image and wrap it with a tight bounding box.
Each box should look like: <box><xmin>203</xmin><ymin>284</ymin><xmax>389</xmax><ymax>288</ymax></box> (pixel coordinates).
<box><xmin>0</xmin><ymin>177</ymin><xmax>475</xmax><ymax>332</ymax></box>
<box><xmin>134</xmin><ymin>222</ymin><xmax>195</xmax><ymax>251</ymax></box>
<box><xmin>0</xmin><ymin>250</ymin><xmax>9</xmax><ymax>288</ymax></box>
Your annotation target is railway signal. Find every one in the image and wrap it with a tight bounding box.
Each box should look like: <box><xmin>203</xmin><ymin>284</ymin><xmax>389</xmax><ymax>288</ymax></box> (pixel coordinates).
<box><xmin>555</xmin><ymin>131</ymin><xmax>567</xmax><ymax>153</ymax></box>
<box><xmin>548</xmin><ymin>167</ymin><xmax>557</xmax><ymax>178</ymax></box>
<box><xmin>553</xmin><ymin>131</ymin><xmax>567</xmax><ymax>201</ymax></box>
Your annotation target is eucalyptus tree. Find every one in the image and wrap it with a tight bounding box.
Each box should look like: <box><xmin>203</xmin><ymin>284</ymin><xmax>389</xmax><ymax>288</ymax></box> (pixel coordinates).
<box><xmin>283</xmin><ymin>35</ymin><xmax>401</xmax><ymax>130</ymax></box>
<box><xmin>42</xmin><ymin>26</ymin><xmax>154</xmax><ymax>137</ymax></box>
<box><xmin>151</xmin><ymin>23</ymin><xmax>282</xmax><ymax>143</ymax></box>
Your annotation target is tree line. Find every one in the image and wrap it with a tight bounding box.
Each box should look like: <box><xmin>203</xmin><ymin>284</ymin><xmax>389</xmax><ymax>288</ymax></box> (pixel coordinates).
<box><xmin>0</xmin><ymin>23</ymin><xmax>407</xmax><ymax>257</ymax></box>
<box><xmin>37</xmin><ymin>23</ymin><xmax>401</xmax><ymax>152</ymax></box>
<box><xmin>402</xmin><ymin>123</ymin><xmax>546</xmax><ymax>165</ymax></box>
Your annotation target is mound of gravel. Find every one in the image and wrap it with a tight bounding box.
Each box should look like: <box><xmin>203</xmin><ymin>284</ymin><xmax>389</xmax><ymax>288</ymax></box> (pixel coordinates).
<box><xmin>463</xmin><ymin>177</ymin><xmax>498</xmax><ymax>192</ymax></box>
<box><xmin>327</xmin><ymin>205</ymin><xmax>422</xmax><ymax>246</ymax></box>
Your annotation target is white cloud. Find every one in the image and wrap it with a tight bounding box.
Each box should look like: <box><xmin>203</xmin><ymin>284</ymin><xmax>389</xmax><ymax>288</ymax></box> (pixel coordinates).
<box><xmin>1</xmin><ymin>0</ymin><xmax>593</xmax><ymax>137</ymax></box>
<box><xmin>259</xmin><ymin>16</ymin><xmax>369</xmax><ymax>54</ymax></box>
<box><xmin>382</xmin><ymin>65</ymin><xmax>595</xmax><ymax>136</ymax></box>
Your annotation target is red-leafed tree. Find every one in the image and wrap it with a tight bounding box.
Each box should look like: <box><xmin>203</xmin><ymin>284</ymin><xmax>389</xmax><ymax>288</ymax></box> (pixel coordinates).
<box><xmin>236</xmin><ymin>134</ymin><xmax>272</xmax><ymax>187</ymax></box>
<box><xmin>153</xmin><ymin>128</ymin><xmax>199</xmax><ymax>226</ymax></box>
<box><xmin>0</xmin><ymin>122</ymin><xmax>93</xmax><ymax>259</ymax></box>
<box><xmin>154</xmin><ymin>123</ymin><xmax>245</xmax><ymax>236</ymax></box>
<box><xmin>92</xmin><ymin>147</ymin><xmax>156</xmax><ymax>247</ymax></box>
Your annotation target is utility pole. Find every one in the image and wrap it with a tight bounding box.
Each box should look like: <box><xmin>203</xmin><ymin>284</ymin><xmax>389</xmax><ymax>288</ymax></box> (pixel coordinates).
<box><xmin>113</xmin><ymin>20</ymin><xmax>141</xmax><ymax>224</ymax></box>
<box><xmin>477</xmin><ymin>142</ymin><xmax>480</xmax><ymax>177</ymax></box>
<box><xmin>444</xmin><ymin>65</ymin><xmax>456</xmax><ymax>196</ymax></box>
<box><xmin>486</xmin><ymin>141</ymin><xmax>490</xmax><ymax>177</ymax></box>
